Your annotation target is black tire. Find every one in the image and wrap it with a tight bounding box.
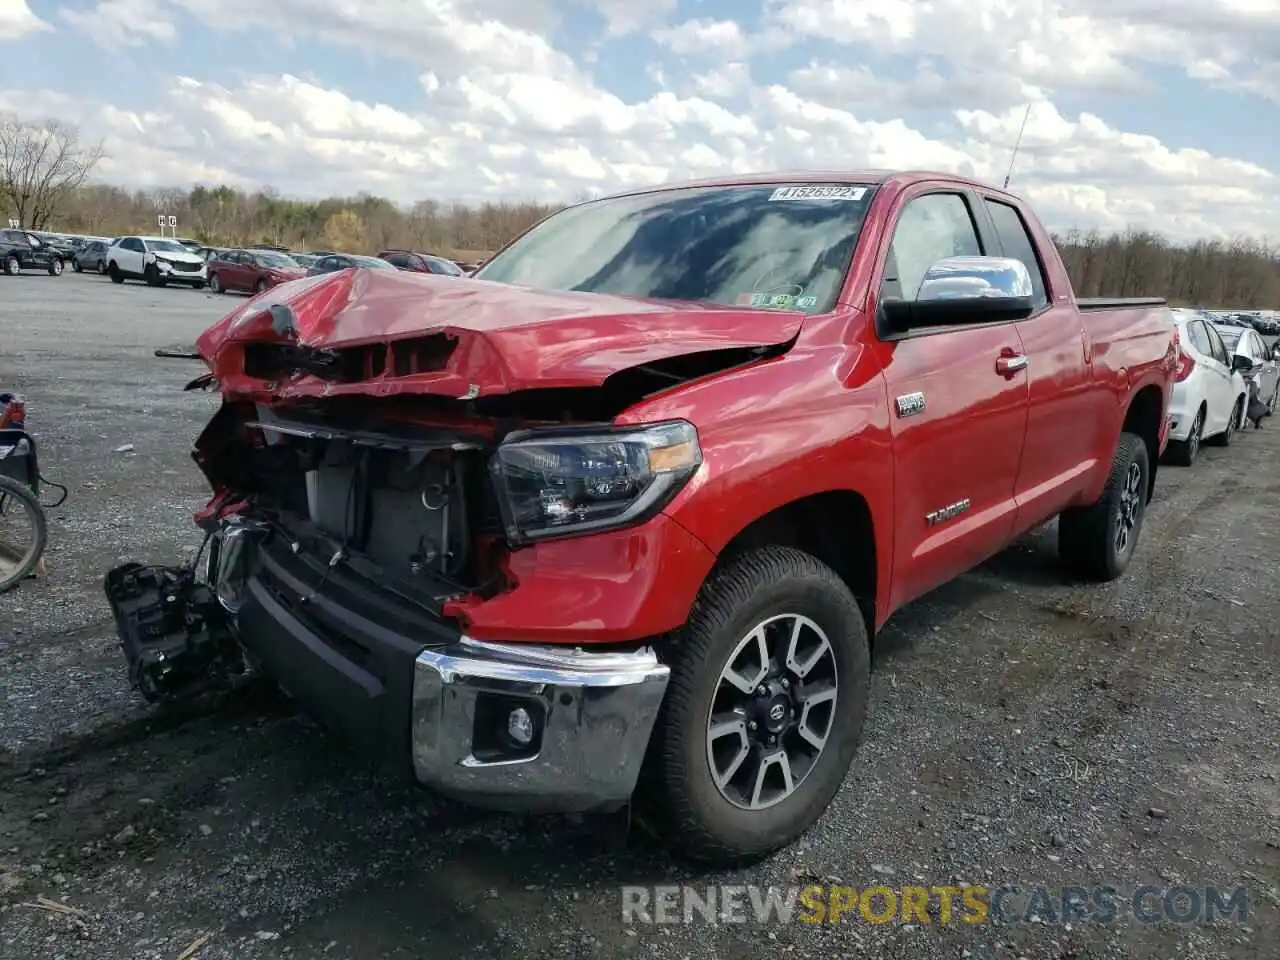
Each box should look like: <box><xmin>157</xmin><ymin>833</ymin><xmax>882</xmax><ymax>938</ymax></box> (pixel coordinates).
<box><xmin>254</xmin><ymin>278</ymin><xmax>268</xmax><ymax>294</ymax></box>
<box><xmin>1058</xmin><ymin>431</ymin><xmax>1150</xmax><ymax>582</ymax></box>
<box><xmin>1208</xmin><ymin>397</ymin><xmax>1243</xmax><ymax>447</ymax></box>
<box><xmin>144</xmin><ymin>264</ymin><xmax>164</xmax><ymax>287</ymax></box>
<box><xmin>637</xmin><ymin>546</ymin><xmax>871</xmax><ymax>866</ymax></box>
<box><xmin>0</xmin><ymin>475</ymin><xmax>48</xmax><ymax>594</ymax></box>
<box><xmin>3</xmin><ymin>255</ymin><xmax>18</xmax><ymax>276</ymax></box>
<box><xmin>1164</xmin><ymin>405</ymin><xmax>1203</xmax><ymax>467</ymax></box>
<box><xmin>208</xmin><ymin>273</ymin><xmax>223</xmax><ymax>294</ymax></box>
<box><xmin>72</xmin><ymin>259</ymin><xmax>82</xmax><ymax>273</ymax></box>
<box><xmin>96</xmin><ymin>259</ymin><xmax>107</xmax><ymax>275</ymax></box>
<box><xmin>108</xmin><ymin>262</ymin><xmax>124</xmax><ymax>283</ymax></box>
<box><xmin>48</xmin><ymin>258</ymin><xmax>63</xmax><ymax>276</ymax></box>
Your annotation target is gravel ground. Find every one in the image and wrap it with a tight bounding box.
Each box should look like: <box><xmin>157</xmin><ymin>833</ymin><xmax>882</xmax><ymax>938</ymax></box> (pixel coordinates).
<box><xmin>1</xmin><ymin>271</ymin><xmax>1276</xmax><ymax>960</ymax></box>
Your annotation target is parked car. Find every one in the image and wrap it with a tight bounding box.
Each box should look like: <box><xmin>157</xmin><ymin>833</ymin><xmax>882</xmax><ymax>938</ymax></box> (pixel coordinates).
<box><xmin>288</xmin><ymin>252</ymin><xmax>319</xmax><ymax>269</ymax></box>
<box><xmin>377</xmin><ymin>249</ymin><xmax>465</xmax><ymax>276</ymax></box>
<box><xmin>0</xmin><ymin>229</ymin><xmax>64</xmax><ymax>275</ymax></box>
<box><xmin>1164</xmin><ymin>309</ymin><xmax>1249</xmax><ymax>464</ymax></box>
<box><xmin>208</xmin><ymin>248</ymin><xmax>305</xmax><ymax>294</ymax></box>
<box><xmin>107</xmin><ymin>170</ymin><xmax>1177</xmax><ymax>866</ymax></box>
<box><xmin>106</xmin><ymin>236</ymin><xmax>208</xmax><ymax>287</ymax></box>
<box><xmin>1214</xmin><ymin>322</ymin><xmax>1280</xmax><ymax>418</ymax></box>
<box><xmin>305</xmin><ymin>253</ymin><xmax>396</xmax><ymax>275</ymax></box>
<box><xmin>71</xmin><ymin>240</ymin><xmax>111</xmax><ymax>274</ymax></box>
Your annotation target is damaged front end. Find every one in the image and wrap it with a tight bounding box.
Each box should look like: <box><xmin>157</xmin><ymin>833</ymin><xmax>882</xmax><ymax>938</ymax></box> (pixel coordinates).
<box><xmin>103</xmin><ymin>268</ymin><xmax>796</xmax><ymax>810</ymax></box>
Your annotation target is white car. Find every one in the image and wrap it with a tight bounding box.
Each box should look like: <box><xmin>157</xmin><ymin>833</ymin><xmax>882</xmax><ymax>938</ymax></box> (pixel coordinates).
<box><xmin>1165</xmin><ymin>310</ymin><xmax>1248</xmax><ymax>465</ymax></box>
<box><xmin>1214</xmin><ymin>322</ymin><xmax>1280</xmax><ymax>424</ymax></box>
<box><xmin>105</xmin><ymin>236</ymin><xmax>207</xmax><ymax>288</ymax></box>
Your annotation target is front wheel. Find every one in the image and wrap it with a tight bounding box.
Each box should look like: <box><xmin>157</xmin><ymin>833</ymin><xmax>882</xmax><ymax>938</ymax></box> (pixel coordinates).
<box><xmin>108</xmin><ymin>262</ymin><xmax>124</xmax><ymax>283</ymax></box>
<box><xmin>3</xmin><ymin>255</ymin><xmax>18</xmax><ymax>276</ymax></box>
<box><xmin>144</xmin><ymin>264</ymin><xmax>165</xmax><ymax>287</ymax></box>
<box><xmin>637</xmin><ymin>546</ymin><xmax>870</xmax><ymax>865</ymax></box>
<box><xmin>97</xmin><ymin>259</ymin><xmax>107</xmax><ymax>275</ymax></box>
<box><xmin>1058</xmin><ymin>431</ymin><xmax>1150</xmax><ymax>582</ymax></box>
<box><xmin>72</xmin><ymin>259</ymin><xmax>82</xmax><ymax>273</ymax></box>
<box><xmin>48</xmin><ymin>258</ymin><xmax>63</xmax><ymax>276</ymax></box>
<box><xmin>254</xmin><ymin>278</ymin><xmax>268</xmax><ymax>294</ymax></box>
<box><xmin>1209</xmin><ymin>398</ymin><xmax>1243</xmax><ymax>447</ymax></box>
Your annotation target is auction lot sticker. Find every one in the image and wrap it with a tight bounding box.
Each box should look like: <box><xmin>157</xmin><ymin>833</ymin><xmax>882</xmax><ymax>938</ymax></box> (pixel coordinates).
<box><xmin>769</xmin><ymin>185</ymin><xmax>867</xmax><ymax>201</ymax></box>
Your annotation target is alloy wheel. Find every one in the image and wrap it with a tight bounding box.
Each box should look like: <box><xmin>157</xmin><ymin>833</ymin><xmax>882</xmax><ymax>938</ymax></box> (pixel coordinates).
<box><xmin>705</xmin><ymin>613</ymin><xmax>839</xmax><ymax>811</ymax></box>
<box><xmin>1114</xmin><ymin>460</ymin><xmax>1144</xmax><ymax>557</ymax></box>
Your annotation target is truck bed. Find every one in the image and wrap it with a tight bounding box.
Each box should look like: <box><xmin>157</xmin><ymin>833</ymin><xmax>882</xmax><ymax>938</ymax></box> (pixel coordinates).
<box><xmin>1076</xmin><ymin>297</ymin><xmax>1167</xmax><ymax>311</ymax></box>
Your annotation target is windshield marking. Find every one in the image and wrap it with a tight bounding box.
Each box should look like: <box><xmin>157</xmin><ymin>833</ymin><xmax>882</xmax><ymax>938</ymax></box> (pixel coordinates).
<box><xmin>769</xmin><ymin>185</ymin><xmax>868</xmax><ymax>202</ymax></box>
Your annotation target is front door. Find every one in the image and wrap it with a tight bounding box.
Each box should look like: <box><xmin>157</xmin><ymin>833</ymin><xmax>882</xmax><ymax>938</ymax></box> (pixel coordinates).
<box><xmin>877</xmin><ymin>188</ymin><xmax>1031</xmax><ymax>610</ymax></box>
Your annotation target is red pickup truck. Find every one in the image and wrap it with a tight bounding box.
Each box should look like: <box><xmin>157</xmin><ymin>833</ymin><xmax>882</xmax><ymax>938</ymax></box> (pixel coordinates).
<box><xmin>106</xmin><ymin>171</ymin><xmax>1177</xmax><ymax>865</ymax></box>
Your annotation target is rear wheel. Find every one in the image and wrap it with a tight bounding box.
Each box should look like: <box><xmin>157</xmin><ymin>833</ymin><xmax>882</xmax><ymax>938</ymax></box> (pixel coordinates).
<box><xmin>637</xmin><ymin>546</ymin><xmax>870</xmax><ymax>865</ymax></box>
<box><xmin>72</xmin><ymin>259</ymin><xmax>82</xmax><ymax>273</ymax></box>
<box><xmin>208</xmin><ymin>273</ymin><xmax>223</xmax><ymax>294</ymax></box>
<box><xmin>3</xmin><ymin>255</ymin><xmax>18</xmax><ymax>276</ymax></box>
<box><xmin>108</xmin><ymin>262</ymin><xmax>124</xmax><ymax>283</ymax></box>
<box><xmin>96</xmin><ymin>259</ymin><xmax>107</xmax><ymax>275</ymax></box>
<box><xmin>1164</xmin><ymin>406</ymin><xmax>1203</xmax><ymax>466</ymax></box>
<box><xmin>254</xmin><ymin>278</ymin><xmax>268</xmax><ymax>294</ymax></box>
<box><xmin>48</xmin><ymin>258</ymin><xmax>63</xmax><ymax>276</ymax></box>
<box><xmin>1059</xmin><ymin>432</ymin><xmax>1150</xmax><ymax>582</ymax></box>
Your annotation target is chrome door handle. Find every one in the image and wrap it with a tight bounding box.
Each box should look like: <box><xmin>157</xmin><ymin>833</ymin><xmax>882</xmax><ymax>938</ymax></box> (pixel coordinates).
<box><xmin>996</xmin><ymin>354</ymin><xmax>1029</xmax><ymax>376</ymax></box>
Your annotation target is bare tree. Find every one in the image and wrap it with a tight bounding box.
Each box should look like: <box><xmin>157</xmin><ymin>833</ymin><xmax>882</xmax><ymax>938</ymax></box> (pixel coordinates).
<box><xmin>0</xmin><ymin>115</ymin><xmax>105</xmax><ymax>230</ymax></box>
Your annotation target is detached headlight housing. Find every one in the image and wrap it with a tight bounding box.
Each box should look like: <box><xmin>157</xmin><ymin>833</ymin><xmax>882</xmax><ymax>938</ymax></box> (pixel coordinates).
<box><xmin>489</xmin><ymin>420</ymin><xmax>702</xmax><ymax>545</ymax></box>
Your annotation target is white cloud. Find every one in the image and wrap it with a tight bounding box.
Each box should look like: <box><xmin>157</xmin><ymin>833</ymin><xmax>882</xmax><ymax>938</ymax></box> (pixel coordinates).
<box><xmin>769</xmin><ymin>0</ymin><xmax>1280</xmax><ymax>104</ymax></box>
<box><xmin>2</xmin><ymin>0</ymin><xmax>1277</xmax><ymax>242</ymax></box>
<box><xmin>653</xmin><ymin>18</ymin><xmax>751</xmax><ymax>59</ymax></box>
<box><xmin>60</xmin><ymin>0</ymin><xmax>178</xmax><ymax>47</ymax></box>
<box><xmin>0</xmin><ymin>0</ymin><xmax>51</xmax><ymax>40</ymax></box>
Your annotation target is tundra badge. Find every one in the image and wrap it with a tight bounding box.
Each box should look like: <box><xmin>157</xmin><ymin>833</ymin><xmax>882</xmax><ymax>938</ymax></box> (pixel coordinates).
<box><xmin>896</xmin><ymin>391</ymin><xmax>926</xmax><ymax>418</ymax></box>
<box><xmin>925</xmin><ymin>499</ymin><xmax>971</xmax><ymax>527</ymax></box>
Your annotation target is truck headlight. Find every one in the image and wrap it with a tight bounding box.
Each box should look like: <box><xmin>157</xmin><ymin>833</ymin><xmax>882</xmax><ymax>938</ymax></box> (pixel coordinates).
<box><xmin>489</xmin><ymin>420</ymin><xmax>702</xmax><ymax>545</ymax></box>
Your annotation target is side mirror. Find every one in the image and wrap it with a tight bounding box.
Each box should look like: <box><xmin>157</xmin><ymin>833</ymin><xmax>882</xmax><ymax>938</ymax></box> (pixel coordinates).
<box><xmin>1231</xmin><ymin>355</ymin><xmax>1254</xmax><ymax>374</ymax></box>
<box><xmin>880</xmin><ymin>256</ymin><xmax>1037</xmax><ymax>333</ymax></box>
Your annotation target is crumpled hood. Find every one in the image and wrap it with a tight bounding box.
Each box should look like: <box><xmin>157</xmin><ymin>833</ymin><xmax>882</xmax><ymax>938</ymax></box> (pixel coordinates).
<box><xmin>196</xmin><ymin>267</ymin><xmax>805</xmax><ymax>400</ymax></box>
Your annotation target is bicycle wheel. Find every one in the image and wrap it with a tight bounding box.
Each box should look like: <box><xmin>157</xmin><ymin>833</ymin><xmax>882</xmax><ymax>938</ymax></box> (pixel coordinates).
<box><xmin>0</xmin><ymin>474</ymin><xmax>47</xmax><ymax>593</ymax></box>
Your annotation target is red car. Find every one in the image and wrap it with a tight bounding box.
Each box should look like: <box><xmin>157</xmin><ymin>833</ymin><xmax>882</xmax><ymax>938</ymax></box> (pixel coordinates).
<box><xmin>109</xmin><ymin>170</ymin><xmax>1177</xmax><ymax>866</ymax></box>
<box><xmin>377</xmin><ymin>249</ymin><xmax>465</xmax><ymax>277</ymax></box>
<box><xmin>207</xmin><ymin>248</ymin><xmax>305</xmax><ymax>294</ymax></box>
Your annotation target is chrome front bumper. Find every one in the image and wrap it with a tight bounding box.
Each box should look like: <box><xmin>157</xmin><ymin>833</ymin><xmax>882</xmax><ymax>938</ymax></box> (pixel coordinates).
<box><xmin>411</xmin><ymin>638</ymin><xmax>670</xmax><ymax>813</ymax></box>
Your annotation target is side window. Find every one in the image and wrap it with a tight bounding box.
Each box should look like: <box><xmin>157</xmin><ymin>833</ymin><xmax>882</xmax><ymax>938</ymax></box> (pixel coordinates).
<box><xmin>384</xmin><ymin>253</ymin><xmax>408</xmax><ymax>267</ymax></box>
<box><xmin>1186</xmin><ymin>321</ymin><xmax>1211</xmax><ymax>356</ymax></box>
<box><xmin>882</xmin><ymin>193</ymin><xmax>982</xmax><ymax>301</ymax></box>
<box><xmin>983</xmin><ymin>199</ymin><xmax>1048</xmax><ymax>308</ymax></box>
<box><xmin>1204</xmin><ymin>324</ymin><xmax>1230</xmax><ymax>365</ymax></box>
<box><xmin>129</xmin><ymin>238</ymin><xmax>145</xmax><ymax>252</ymax></box>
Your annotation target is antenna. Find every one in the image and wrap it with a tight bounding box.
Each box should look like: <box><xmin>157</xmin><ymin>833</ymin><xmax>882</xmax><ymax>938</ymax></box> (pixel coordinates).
<box><xmin>1003</xmin><ymin>103</ymin><xmax>1033</xmax><ymax>189</ymax></box>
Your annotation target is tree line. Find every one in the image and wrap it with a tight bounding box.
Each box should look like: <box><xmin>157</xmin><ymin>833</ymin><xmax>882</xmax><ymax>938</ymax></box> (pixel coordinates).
<box><xmin>2</xmin><ymin>113</ymin><xmax>1277</xmax><ymax>308</ymax></box>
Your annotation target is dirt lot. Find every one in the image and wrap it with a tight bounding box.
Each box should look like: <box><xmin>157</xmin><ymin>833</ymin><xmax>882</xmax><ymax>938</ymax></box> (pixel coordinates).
<box><xmin>1</xmin><ymin>271</ymin><xmax>1276</xmax><ymax>959</ymax></box>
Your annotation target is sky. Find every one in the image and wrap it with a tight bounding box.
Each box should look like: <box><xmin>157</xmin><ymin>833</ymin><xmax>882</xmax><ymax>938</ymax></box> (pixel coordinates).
<box><xmin>0</xmin><ymin>0</ymin><xmax>1277</xmax><ymax>241</ymax></box>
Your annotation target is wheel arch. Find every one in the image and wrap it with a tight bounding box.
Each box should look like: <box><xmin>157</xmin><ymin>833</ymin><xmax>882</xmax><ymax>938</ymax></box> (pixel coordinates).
<box><xmin>1122</xmin><ymin>383</ymin><xmax>1164</xmax><ymax>502</ymax></box>
<box><xmin>710</xmin><ymin>490</ymin><xmax>878</xmax><ymax>642</ymax></box>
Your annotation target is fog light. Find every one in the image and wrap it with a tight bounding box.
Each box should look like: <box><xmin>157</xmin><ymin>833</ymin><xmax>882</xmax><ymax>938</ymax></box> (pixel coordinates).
<box><xmin>507</xmin><ymin>707</ymin><xmax>535</xmax><ymax>746</ymax></box>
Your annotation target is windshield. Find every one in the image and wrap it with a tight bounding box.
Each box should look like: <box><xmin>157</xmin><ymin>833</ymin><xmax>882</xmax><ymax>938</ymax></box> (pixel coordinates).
<box><xmin>352</xmin><ymin>255</ymin><xmax>394</xmax><ymax>268</ymax></box>
<box><xmin>475</xmin><ymin>183</ymin><xmax>876</xmax><ymax>313</ymax></box>
<box><xmin>428</xmin><ymin>256</ymin><xmax>463</xmax><ymax>276</ymax></box>
<box><xmin>146</xmin><ymin>239</ymin><xmax>188</xmax><ymax>254</ymax></box>
<box><xmin>254</xmin><ymin>252</ymin><xmax>299</xmax><ymax>268</ymax></box>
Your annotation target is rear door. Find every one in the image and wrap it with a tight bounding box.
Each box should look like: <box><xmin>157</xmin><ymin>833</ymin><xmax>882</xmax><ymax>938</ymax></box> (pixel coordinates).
<box><xmin>976</xmin><ymin>195</ymin><xmax>1095</xmax><ymax>527</ymax></box>
<box><xmin>1199</xmin><ymin>322</ymin><xmax>1238</xmax><ymax>434</ymax></box>
<box><xmin>877</xmin><ymin>187</ymin><xmax>1031</xmax><ymax>610</ymax></box>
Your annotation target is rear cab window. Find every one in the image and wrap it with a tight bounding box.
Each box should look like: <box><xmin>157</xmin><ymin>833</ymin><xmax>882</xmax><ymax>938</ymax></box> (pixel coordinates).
<box><xmin>982</xmin><ymin>198</ymin><xmax>1049</xmax><ymax>309</ymax></box>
